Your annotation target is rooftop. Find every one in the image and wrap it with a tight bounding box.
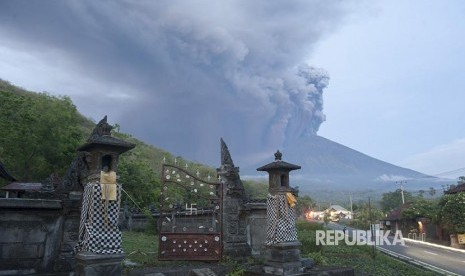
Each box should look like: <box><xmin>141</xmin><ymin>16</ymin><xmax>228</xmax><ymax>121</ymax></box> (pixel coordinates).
<box><xmin>256</xmin><ymin>150</ymin><xmax>301</xmax><ymax>172</ymax></box>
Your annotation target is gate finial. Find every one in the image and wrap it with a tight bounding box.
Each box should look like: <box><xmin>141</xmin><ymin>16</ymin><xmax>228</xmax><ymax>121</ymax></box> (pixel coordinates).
<box><xmin>220</xmin><ymin>138</ymin><xmax>235</xmax><ymax>167</ymax></box>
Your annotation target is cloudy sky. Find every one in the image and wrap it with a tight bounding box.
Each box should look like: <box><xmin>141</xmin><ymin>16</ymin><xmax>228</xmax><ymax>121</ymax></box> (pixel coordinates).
<box><xmin>1</xmin><ymin>1</ymin><xmax>464</xmax><ymax>178</ymax></box>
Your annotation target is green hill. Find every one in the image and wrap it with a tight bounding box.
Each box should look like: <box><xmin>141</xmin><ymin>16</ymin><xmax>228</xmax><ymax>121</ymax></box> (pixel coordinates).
<box><xmin>0</xmin><ymin>79</ymin><xmax>222</xmax><ymax>207</ymax></box>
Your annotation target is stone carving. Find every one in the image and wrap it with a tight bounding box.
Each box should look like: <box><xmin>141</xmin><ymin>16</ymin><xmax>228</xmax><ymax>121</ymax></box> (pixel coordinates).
<box><xmin>57</xmin><ymin>151</ymin><xmax>91</xmax><ymax>193</ymax></box>
<box><xmin>40</xmin><ymin>173</ymin><xmax>61</xmax><ymax>192</ymax></box>
<box><xmin>221</xmin><ymin>138</ymin><xmax>235</xmax><ymax>167</ymax></box>
<box><xmin>89</xmin><ymin>115</ymin><xmax>113</xmax><ymax>141</ymax></box>
<box><xmin>218</xmin><ymin>138</ymin><xmax>245</xmax><ymax>198</ymax></box>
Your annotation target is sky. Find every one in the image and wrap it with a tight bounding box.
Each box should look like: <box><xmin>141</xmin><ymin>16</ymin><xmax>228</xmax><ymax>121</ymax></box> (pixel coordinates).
<box><xmin>0</xmin><ymin>1</ymin><xmax>464</xmax><ymax>179</ymax></box>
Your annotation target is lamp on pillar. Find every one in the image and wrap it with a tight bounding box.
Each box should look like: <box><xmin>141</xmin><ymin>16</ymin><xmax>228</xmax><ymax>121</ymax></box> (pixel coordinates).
<box><xmin>257</xmin><ymin>150</ymin><xmax>303</xmax><ymax>275</ymax></box>
<box><xmin>74</xmin><ymin>116</ymin><xmax>135</xmax><ymax>276</ymax></box>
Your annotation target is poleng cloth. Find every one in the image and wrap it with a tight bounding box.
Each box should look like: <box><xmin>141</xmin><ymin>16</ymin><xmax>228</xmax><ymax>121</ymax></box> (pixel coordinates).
<box><xmin>100</xmin><ymin>171</ymin><xmax>117</xmax><ymax>201</ymax></box>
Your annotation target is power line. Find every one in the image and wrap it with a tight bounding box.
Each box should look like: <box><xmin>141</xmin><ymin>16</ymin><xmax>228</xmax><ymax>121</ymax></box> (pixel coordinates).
<box><xmin>432</xmin><ymin>167</ymin><xmax>465</xmax><ymax>177</ymax></box>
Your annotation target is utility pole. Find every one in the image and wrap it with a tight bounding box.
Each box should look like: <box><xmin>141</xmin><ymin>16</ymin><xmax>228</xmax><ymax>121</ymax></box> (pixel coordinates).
<box><xmin>368</xmin><ymin>197</ymin><xmax>376</xmax><ymax>259</ymax></box>
<box><xmin>349</xmin><ymin>195</ymin><xmax>353</xmax><ymax>219</ymax></box>
<box><xmin>396</xmin><ymin>181</ymin><xmax>406</xmax><ymax>204</ymax></box>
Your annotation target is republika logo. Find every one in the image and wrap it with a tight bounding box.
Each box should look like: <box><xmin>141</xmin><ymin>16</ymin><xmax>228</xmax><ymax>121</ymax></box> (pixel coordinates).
<box><xmin>315</xmin><ymin>230</ymin><xmax>405</xmax><ymax>246</ymax></box>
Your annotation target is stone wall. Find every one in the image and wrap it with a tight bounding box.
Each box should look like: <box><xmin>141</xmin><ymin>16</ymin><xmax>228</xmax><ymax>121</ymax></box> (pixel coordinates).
<box><xmin>0</xmin><ymin>196</ymin><xmax>79</xmax><ymax>275</ymax></box>
<box><xmin>244</xmin><ymin>202</ymin><xmax>267</xmax><ymax>256</ymax></box>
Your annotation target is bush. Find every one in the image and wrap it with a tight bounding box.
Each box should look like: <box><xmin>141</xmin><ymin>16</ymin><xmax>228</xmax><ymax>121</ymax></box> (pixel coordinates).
<box><xmin>296</xmin><ymin>220</ymin><xmax>324</xmax><ymax>232</ymax></box>
<box><xmin>307</xmin><ymin>251</ymin><xmax>327</xmax><ymax>265</ymax></box>
<box><xmin>297</xmin><ymin>220</ymin><xmax>324</xmax><ymax>254</ymax></box>
<box><xmin>142</xmin><ymin>207</ymin><xmax>157</xmax><ymax>234</ymax></box>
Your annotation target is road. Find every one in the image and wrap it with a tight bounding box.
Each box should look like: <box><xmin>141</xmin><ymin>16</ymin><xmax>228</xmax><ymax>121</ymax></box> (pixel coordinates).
<box><xmin>327</xmin><ymin>222</ymin><xmax>465</xmax><ymax>275</ymax></box>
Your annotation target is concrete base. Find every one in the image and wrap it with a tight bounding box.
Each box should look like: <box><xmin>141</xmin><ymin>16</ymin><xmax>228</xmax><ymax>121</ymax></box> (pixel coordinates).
<box><xmin>246</xmin><ymin>264</ymin><xmax>354</xmax><ymax>276</ymax></box>
<box><xmin>75</xmin><ymin>251</ymin><xmax>124</xmax><ymax>276</ymax></box>
<box><xmin>264</xmin><ymin>261</ymin><xmax>303</xmax><ymax>275</ymax></box>
<box><xmin>263</xmin><ymin>241</ymin><xmax>303</xmax><ymax>275</ymax></box>
<box><xmin>223</xmin><ymin>242</ymin><xmax>251</xmax><ymax>259</ymax></box>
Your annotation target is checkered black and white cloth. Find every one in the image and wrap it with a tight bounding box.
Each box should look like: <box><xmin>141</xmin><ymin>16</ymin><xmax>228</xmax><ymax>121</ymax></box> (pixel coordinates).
<box><xmin>75</xmin><ymin>181</ymin><xmax>123</xmax><ymax>254</ymax></box>
<box><xmin>265</xmin><ymin>193</ymin><xmax>298</xmax><ymax>245</ymax></box>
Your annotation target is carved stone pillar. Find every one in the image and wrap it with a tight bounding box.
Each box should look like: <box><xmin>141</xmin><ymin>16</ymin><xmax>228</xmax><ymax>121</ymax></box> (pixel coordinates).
<box><xmin>217</xmin><ymin>138</ymin><xmax>251</xmax><ymax>258</ymax></box>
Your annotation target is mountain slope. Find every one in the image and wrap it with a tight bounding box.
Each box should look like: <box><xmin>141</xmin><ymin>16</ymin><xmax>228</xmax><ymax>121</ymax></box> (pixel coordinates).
<box><xmin>285</xmin><ymin>135</ymin><xmax>424</xmax><ymax>177</ymax></box>
<box><xmin>280</xmin><ymin>135</ymin><xmax>441</xmax><ymax>193</ymax></box>
<box><xmin>244</xmin><ymin>135</ymin><xmax>443</xmax><ymax>200</ymax></box>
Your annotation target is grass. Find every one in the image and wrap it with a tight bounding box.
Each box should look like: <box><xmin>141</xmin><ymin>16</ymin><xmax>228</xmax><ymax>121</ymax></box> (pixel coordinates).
<box><xmin>321</xmin><ymin>242</ymin><xmax>437</xmax><ymax>276</ymax></box>
<box><xmin>122</xmin><ymin>231</ymin><xmax>158</xmax><ymax>266</ymax></box>
<box><xmin>121</xmin><ymin>231</ymin><xmax>242</xmax><ymax>275</ymax></box>
<box><xmin>122</xmin><ymin>223</ymin><xmax>439</xmax><ymax>276</ymax></box>
<box><xmin>296</xmin><ymin>220</ymin><xmax>438</xmax><ymax>276</ymax></box>
<box><xmin>121</xmin><ymin>231</ymin><xmax>191</xmax><ymax>268</ymax></box>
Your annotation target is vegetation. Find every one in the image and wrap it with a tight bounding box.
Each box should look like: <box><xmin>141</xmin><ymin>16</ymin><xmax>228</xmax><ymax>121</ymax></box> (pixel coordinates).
<box><xmin>320</xmin><ymin>240</ymin><xmax>436</xmax><ymax>275</ymax></box>
<box><xmin>296</xmin><ymin>195</ymin><xmax>316</xmax><ymax>217</ymax></box>
<box><xmin>347</xmin><ymin>201</ymin><xmax>384</xmax><ymax>230</ymax></box>
<box><xmin>380</xmin><ymin>189</ymin><xmax>414</xmax><ymax>213</ymax></box>
<box><xmin>402</xmin><ymin>198</ymin><xmax>438</xmax><ymax>221</ymax></box>
<box><xmin>242</xmin><ymin>179</ymin><xmax>268</xmax><ymax>199</ymax></box>
<box><xmin>0</xmin><ymin>83</ymin><xmax>90</xmax><ymax>182</ymax></box>
<box><xmin>121</xmin><ymin>219</ymin><xmax>437</xmax><ymax>275</ymax></box>
<box><xmin>0</xmin><ymin>80</ymin><xmax>217</xmax><ymax>210</ymax></box>
<box><xmin>295</xmin><ymin>220</ymin><xmax>437</xmax><ymax>276</ymax></box>
<box><xmin>438</xmin><ymin>192</ymin><xmax>465</xmax><ymax>234</ymax></box>
<box><xmin>296</xmin><ymin>220</ymin><xmax>325</xmax><ymax>254</ymax></box>
<box><xmin>378</xmin><ymin>179</ymin><xmax>465</xmax><ymax>236</ymax></box>
<box><xmin>122</xmin><ymin>231</ymin><xmax>158</xmax><ymax>266</ymax></box>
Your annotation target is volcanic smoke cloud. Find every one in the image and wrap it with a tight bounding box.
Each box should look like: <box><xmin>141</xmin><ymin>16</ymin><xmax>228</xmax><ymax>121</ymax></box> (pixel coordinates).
<box><xmin>0</xmin><ymin>0</ymin><xmax>353</xmax><ymax>165</ymax></box>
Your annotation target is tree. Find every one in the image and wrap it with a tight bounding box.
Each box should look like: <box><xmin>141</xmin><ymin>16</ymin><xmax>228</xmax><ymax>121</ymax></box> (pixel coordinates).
<box><xmin>0</xmin><ymin>90</ymin><xmax>84</xmax><ymax>182</ymax></box>
<box><xmin>296</xmin><ymin>195</ymin><xmax>315</xmax><ymax>217</ymax></box>
<box><xmin>118</xmin><ymin>157</ymin><xmax>160</xmax><ymax>208</ymax></box>
<box><xmin>438</xmin><ymin>193</ymin><xmax>465</xmax><ymax>234</ymax></box>
<box><xmin>402</xmin><ymin>199</ymin><xmax>438</xmax><ymax>221</ymax></box>
<box><xmin>428</xmin><ymin>187</ymin><xmax>436</xmax><ymax>197</ymax></box>
<box><xmin>349</xmin><ymin>201</ymin><xmax>384</xmax><ymax>230</ymax></box>
<box><xmin>243</xmin><ymin>179</ymin><xmax>268</xmax><ymax>199</ymax></box>
<box><xmin>323</xmin><ymin>212</ymin><xmax>330</xmax><ymax>225</ymax></box>
<box><xmin>380</xmin><ymin>189</ymin><xmax>414</xmax><ymax>213</ymax></box>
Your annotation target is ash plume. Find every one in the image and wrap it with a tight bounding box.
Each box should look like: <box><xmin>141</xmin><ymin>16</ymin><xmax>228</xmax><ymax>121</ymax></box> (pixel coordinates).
<box><xmin>0</xmin><ymin>0</ymin><xmax>355</xmax><ymax>165</ymax></box>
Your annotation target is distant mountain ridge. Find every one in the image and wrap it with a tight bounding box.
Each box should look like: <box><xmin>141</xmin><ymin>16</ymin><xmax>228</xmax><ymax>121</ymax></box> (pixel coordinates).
<box><xmin>245</xmin><ymin>135</ymin><xmax>444</xmax><ymax>200</ymax></box>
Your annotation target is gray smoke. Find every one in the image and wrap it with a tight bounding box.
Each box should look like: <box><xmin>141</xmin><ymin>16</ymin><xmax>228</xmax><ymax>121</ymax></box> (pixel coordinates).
<box><xmin>0</xmin><ymin>0</ymin><xmax>355</xmax><ymax>165</ymax></box>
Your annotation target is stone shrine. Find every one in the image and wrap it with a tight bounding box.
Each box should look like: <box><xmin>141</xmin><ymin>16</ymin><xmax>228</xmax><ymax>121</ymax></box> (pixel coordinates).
<box><xmin>257</xmin><ymin>150</ymin><xmax>303</xmax><ymax>275</ymax></box>
<box><xmin>74</xmin><ymin>116</ymin><xmax>135</xmax><ymax>275</ymax></box>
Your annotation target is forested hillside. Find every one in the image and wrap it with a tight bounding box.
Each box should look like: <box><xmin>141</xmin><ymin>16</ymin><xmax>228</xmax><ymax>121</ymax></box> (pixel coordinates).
<box><xmin>0</xmin><ymin>80</ymin><xmax>91</xmax><ymax>181</ymax></box>
<box><xmin>0</xmin><ymin>80</ymin><xmax>267</xmax><ymax>207</ymax></box>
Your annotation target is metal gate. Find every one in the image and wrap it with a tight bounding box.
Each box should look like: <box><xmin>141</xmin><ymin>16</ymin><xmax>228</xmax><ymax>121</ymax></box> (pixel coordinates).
<box><xmin>158</xmin><ymin>164</ymin><xmax>222</xmax><ymax>261</ymax></box>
